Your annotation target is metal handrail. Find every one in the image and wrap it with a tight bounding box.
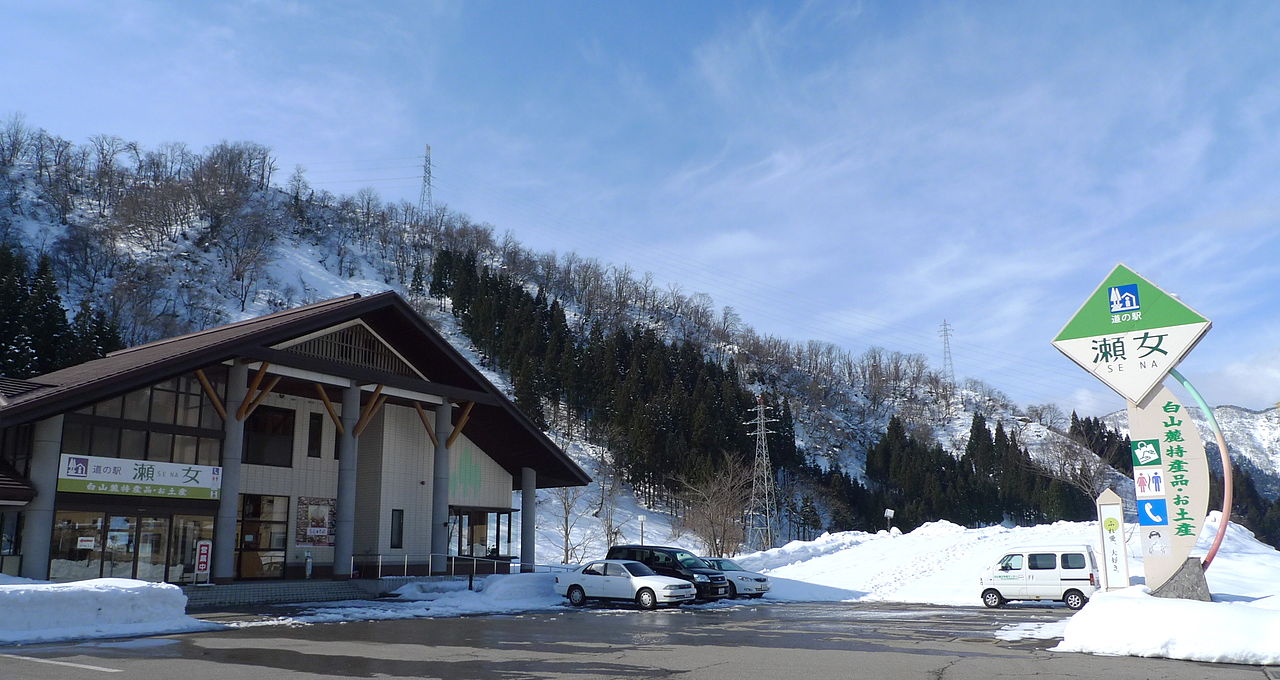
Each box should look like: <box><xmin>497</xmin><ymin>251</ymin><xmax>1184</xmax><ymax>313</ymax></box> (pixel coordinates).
<box><xmin>346</xmin><ymin>552</ymin><xmax>579</xmax><ymax>579</ymax></box>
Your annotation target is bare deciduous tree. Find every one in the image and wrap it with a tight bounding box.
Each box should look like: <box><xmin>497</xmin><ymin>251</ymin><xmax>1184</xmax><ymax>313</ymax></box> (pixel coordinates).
<box><xmin>676</xmin><ymin>454</ymin><xmax>752</xmax><ymax>557</ymax></box>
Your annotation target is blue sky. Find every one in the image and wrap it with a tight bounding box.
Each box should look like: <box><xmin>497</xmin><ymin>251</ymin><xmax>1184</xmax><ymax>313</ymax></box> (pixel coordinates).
<box><xmin>4</xmin><ymin>1</ymin><xmax>1280</xmax><ymax>415</ymax></box>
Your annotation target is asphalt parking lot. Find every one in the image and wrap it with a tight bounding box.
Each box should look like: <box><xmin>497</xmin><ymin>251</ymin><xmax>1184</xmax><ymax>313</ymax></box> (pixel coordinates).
<box><xmin>0</xmin><ymin>601</ymin><xmax>1273</xmax><ymax>679</ymax></box>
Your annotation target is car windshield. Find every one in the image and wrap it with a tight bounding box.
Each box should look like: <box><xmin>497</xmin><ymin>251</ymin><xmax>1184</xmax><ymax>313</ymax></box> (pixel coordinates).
<box><xmin>674</xmin><ymin>550</ymin><xmax>709</xmax><ymax>569</ymax></box>
<box><xmin>623</xmin><ymin>561</ymin><xmax>655</xmax><ymax>577</ymax></box>
<box><xmin>709</xmin><ymin>559</ymin><xmax>744</xmax><ymax>571</ymax></box>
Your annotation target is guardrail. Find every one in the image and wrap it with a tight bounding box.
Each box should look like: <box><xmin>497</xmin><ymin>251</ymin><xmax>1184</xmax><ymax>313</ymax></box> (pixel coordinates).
<box><xmin>347</xmin><ymin>553</ymin><xmax>578</xmax><ymax>580</ymax></box>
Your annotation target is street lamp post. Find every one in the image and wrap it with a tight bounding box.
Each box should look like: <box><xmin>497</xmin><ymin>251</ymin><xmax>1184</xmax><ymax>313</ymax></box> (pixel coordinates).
<box><xmin>638</xmin><ymin>515</ymin><xmax>646</xmax><ymax>544</ymax></box>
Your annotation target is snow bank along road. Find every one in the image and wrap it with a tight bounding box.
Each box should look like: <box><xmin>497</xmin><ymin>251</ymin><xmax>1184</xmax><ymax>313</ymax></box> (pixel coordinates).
<box><xmin>1</xmin><ymin>601</ymin><xmax>1272</xmax><ymax>680</ymax></box>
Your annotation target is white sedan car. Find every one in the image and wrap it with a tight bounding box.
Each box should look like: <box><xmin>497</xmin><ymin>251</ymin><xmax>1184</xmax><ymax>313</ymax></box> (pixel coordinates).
<box><xmin>700</xmin><ymin>557</ymin><xmax>771</xmax><ymax>598</ymax></box>
<box><xmin>554</xmin><ymin>559</ymin><xmax>696</xmax><ymax>609</ymax></box>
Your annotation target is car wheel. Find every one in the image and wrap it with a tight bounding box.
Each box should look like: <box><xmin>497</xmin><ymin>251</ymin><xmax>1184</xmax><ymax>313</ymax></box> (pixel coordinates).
<box><xmin>727</xmin><ymin>582</ymin><xmax>738</xmax><ymax>599</ymax></box>
<box><xmin>1063</xmin><ymin>590</ymin><xmax>1087</xmax><ymax>611</ymax></box>
<box><xmin>567</xmin><ymin>585</ymin><xmax>587</xmax><ymax>607</ymax></box>
<box><xmin>636</xmin><ymin>588</ymin><xmax>657</xmax><ymax>610</ymax></box>
<box><xmin>981</xmin><ymin>589</ymin><xmax>1005</xmax><ymax>609</ymax></box>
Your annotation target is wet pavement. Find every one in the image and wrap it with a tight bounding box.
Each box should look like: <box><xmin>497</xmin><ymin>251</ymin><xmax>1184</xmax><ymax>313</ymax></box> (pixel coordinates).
<box><xmin>0</xmin><ymin>601</ymin><xmax>1273</xmax><ymax>679</ymax></box>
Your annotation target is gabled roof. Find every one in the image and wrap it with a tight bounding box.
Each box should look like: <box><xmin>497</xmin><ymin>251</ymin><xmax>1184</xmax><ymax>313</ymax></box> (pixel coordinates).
<box><xmin>0</xmin><ymin>291</ymin><xmax>589</xmax><ymax>488</ymax></box>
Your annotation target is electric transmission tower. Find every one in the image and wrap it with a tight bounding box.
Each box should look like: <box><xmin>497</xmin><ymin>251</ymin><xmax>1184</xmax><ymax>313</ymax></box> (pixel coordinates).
<box><xmin>418</xmin><ymin>144</ymin><xmax>433</xmax><ymax>214</ymax></box>
<box><xmin>746</xmin><ymin>395</ymin><xmax>779</xmax><ymax>552</ymax></box>
<box><xmin>939</xmin><ymin>319</ymin><xmax>956</xmax><ymax>386</ymax></box>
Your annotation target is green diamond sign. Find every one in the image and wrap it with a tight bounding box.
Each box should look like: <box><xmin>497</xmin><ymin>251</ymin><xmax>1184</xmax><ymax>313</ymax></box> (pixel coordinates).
<box><xmin>1052</xmin><ymin>264</ymin><xmax>1210</xmax><ymax>404</ymax></box>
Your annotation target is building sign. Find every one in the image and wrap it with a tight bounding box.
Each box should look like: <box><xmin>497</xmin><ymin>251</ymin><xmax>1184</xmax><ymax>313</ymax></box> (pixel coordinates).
<box><xmin>1052</xmin><ymin>264</ymin><xmax>1211</xmax><ymax>405</ymax></box>
<box><xmin>57</xmin><ymin>454</ymin><xmax>222</xmax><ymax>500</ymax></box>
<box><xmin>1095</xmin><ymin>488</ymin><xmax>1130</xmax><ymax>591</ymax></box>
<box><xmin>194</xmin><ymin>539</ymin><xmax>212</xmax><ymax>575</ymax></box>
<box><xmin>76</xmin><ymin>536</ymin><xmax>97</xmax><ymax>550</ymax></box>
<box><xmin>1126</xmin><ymin>384</ymin><xmax>1210</xmax><ymax>590</ymax></box>
<box><xmin>295</xmin><ymin>496</ymin><xmax>335</xmax><ymax>547</ymax></box>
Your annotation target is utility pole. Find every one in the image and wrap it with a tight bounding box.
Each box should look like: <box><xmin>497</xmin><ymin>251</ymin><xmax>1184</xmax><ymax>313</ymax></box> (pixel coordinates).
<box><xmin>418</xmin><ymin>144</ymin><xmax>433</xmax><ymax>214</ymax></box>
<box><xmin>746</xmin><ymin>395</ymin><xmax>778</xmax><ymax>552</ymax></box>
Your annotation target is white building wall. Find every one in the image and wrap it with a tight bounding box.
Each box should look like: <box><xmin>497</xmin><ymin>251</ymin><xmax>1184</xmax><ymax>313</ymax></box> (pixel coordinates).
<box><xmin>237</xmin><ymin>394</ymin><xmax>513</xmax><ymax>567</ymax></box>
<box><xmin>450</xmin><ymin>433</ymin><xmax>513</xmax><ymax>509</ymax></box>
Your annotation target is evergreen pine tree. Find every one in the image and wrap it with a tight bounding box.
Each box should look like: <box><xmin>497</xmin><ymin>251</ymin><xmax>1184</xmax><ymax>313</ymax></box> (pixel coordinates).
<box><xmin>22</xmin><ymin>254</ymin><xmax>70</xmax><ymax>375</ymax></box>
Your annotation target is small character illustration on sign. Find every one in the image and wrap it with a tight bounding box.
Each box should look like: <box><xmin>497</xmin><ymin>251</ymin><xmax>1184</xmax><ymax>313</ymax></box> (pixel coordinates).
<box><xmin>1146</xmin><ymin>530</ymin><xmax>1169</xmax><ymax>555</ymax></box>
<box><xmin>1137</xmin><ymin>476</ymin><xmax>1149</xmax><ymax>493</ymax></box>
<box><xmin>1150</xmin><ymin>471</ymin><xmax>1162</xmax><ymax>493</ymax></box>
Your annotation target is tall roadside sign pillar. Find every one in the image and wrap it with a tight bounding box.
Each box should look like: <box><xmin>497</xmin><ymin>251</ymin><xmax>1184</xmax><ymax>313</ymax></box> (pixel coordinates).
<box><xmin>1052</xmin><ymin>263</ymin><xmax>1230</xmax><ymax>596</ymax></box>
<box><xmin>1095</xmin><ymin>488</ymin><xmax>1129</xmax><ymax>591</ymax></box>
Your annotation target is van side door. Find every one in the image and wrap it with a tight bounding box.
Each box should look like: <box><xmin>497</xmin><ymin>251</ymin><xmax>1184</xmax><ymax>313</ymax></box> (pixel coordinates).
<box><xmin>1026</xmin><ymin>552</ymin><xmax>1060</xmax><ymax>599</ymax></box>
<box><xmin>993</xmin><ymin>553</ymin><xmax>1027</xmax><ymax>597</ymax></box>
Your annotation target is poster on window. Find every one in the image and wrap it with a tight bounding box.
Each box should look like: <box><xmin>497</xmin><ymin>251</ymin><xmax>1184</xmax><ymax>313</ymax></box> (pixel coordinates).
<box><xmin>295</xmin><ymin>496</ymin><xmax>335</xmax><ymax>547</ymax></box>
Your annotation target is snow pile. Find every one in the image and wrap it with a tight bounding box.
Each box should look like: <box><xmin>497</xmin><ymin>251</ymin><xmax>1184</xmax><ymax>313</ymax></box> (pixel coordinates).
<box><xmin>1053</xmin><ymin>588</ymin><xmax>1280</xmax><ymax>664</ymax></box>
<box><xmin>0</xmin><ymin>578</ymin><xmax>217</xmax><ymax>644</ymax></box>
<box><xmin>740</xmin><ymin>519</ymin><xmax>1104</xmax><ymax>606</ymax></box>
<box><xmin>393</xmin><ymin>573</ymin><xmax>563</xmax><ymax>614</ymax></box>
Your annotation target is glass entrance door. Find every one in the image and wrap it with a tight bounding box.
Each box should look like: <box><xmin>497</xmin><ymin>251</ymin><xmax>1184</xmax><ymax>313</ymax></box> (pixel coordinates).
<box><xmin>135</xmin><ymin>516</ymin><xmax>169</xmax><ymax>582</ymax></box>
<box><xmin>103</xmin><ymin>515</ymin><xmax>137</xmax><ymax>578</ymax></box>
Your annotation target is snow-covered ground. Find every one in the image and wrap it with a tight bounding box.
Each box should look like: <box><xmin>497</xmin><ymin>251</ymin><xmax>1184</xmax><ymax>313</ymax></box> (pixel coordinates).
<box><xmin>5</xmin><ymin>513</ymin><xmax>1277</xmax><ymax>666</ymax></box>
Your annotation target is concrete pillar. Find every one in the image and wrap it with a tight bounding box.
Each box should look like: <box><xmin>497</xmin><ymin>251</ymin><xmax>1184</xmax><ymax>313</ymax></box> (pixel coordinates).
<box><xmin>429</xmin><ymin>401</ymin><xmax>453</xmax><ymax>574</ymax></box>
<box><xmin>332</xmin><ymin>382</ymin><xmax>360</xmax><ymax>579</ymax></box>
<box><xmin>212</xmin><ymin>363</ymin><xmax>248</xmax><ymax>584</ymax></box>
<box><xmin>521</xmin><ymin>467</ymin><xmax>536</xmax><ymax>573</ymax></box>
<box><xmin>20</xmin><ymin>415</ymin><xmax>63</xmax><ymax>580</ymax></box>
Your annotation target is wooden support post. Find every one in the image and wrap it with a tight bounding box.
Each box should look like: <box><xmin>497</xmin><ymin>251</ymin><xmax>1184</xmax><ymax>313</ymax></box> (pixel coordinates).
<box><xmin>314</xmin><ymin>383</ymin><xmax>345</xmax><ymax>436</ymax></box>
<box><xmin>413</xmin><ymin>402</ymin><xmax>438</xmax><ymax>447</ymax></box>
<box><xmin>239</xmin><ymin>376</ymin><xmax>280</xmax><ymax>420</ymax></box>
<box><xmin>353</xmin><ymin>394</ymin><xmax>388</xmax><ymax>437</ymax></box>
<box><xmin>236</xmin><ymin>362</ymin><xmax>272</xmax><ymax>420</ymax></box>
<box><xmin>446</xmin><ymin>401</ymin><xmax>475</xmax><ymax>448</ymax></box>
<box><xmin>194</xmin><ymin>369</ymin><xmax>228</xmax><ymax>422</ymax></box>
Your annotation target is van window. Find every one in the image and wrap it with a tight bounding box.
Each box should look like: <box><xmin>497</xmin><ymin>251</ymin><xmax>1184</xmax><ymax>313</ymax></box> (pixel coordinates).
<box><xmin>998</xmin><ymin>554</ymin><xmax>1023</xmax><ymax>570</ymax></box>
<box><xmin>1061</xmin><ymin>553</ymin><xmax>1086</xmax><ymax>570</ymax></box>
<box><xmin>1028</xmin><ymin>553</ymin><xmax>1056</xmax><ymax>570</ymax></box>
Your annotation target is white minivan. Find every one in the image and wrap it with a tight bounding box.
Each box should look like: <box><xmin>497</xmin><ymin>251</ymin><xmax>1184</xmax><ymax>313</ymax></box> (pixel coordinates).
<box><xmin>979</xmin><ymin>545</ymin><xmax>1100</xmax><ymax>610</ymax></box>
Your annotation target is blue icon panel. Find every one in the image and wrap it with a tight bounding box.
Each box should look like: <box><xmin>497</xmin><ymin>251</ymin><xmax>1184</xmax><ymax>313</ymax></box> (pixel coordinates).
<box><xmin>1138</xmin><ymin>499</ymin><xmax>1168</xmax><ymax>526</ymax></box>
<box><xmin>1109</xmin><ymin>284</ymin><xmax>1140</xmax><ymax>313</ymax></box>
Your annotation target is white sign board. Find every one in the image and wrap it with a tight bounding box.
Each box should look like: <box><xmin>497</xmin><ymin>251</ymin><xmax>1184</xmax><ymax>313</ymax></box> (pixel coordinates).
<box><xmin>1095</xmin><ymin>488</ymin><xmax>1129</xmax><ymax>591</ymax></box>
<box><xmin>1052</xmin><ymin>264</ymin><xmax>1210</xmax><ymax>405</ymax></box>
<box><xmin>1127</xmin><ymin>384</ymin><xmax>1210</xmax><ymax>590</ymax></box>
<box><xmin>57</xmin><ymin>454</ymin><xmax>222</xmax><ymax>500</ymax></box>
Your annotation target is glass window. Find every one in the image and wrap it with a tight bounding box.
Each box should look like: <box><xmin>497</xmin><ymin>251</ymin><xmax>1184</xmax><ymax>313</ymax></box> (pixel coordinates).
<box><xmin>169</xmin><ymin>515</ymin><xmax>214</xmax><ymax>584</ymax></box>
<box><xmin>173</xmin><ymin>435</ymin><xmax>198</xmax><ymax>464</ymax></box>
<box><xmin>605</xmin><ymin>563</ymin><xmax>629</xmax><ymax>577</ymax></box>
<box><xmin>89</xmin><ymin>425</ymin><xmax>120</xmax><ymax>457</ymax></box>
<box><xmin>582</xmin><ymin>562</ymin><xmax>604</xmax><ymax>576</ymax></box>
<box><xmin>122</xmin><ymin>389</ymin><xmax>150</xmax><ymax>421</ymax></box>
<box><xmin>999</xmin><ymin>554</ymin><xmax>1024</xmax><ymax>571</ymax></box>
<box><xmin>62</xmin><ymin>421</ymin><xmax>90</xmax><ymax>455</ymax></box>
<box><xmin>243</xmin><ymin>406</ymin><xmax>295</xmax><ymax>467</ymax></box>
<box><xmin>241</xmin><ymin>494</ymin><xmax>289</xmax><ymax>522</ymax></box>
<box><xmin>623</xmin><ymin>561</ymin><xmax>655</xmax><ymax>577</ymax></box>
<box><xmin>1061</xmin><ymin>553</ymin><xmax>1086</xmax><ymax>570</ymax></box>
<box><xmin>390</xmin><ymin>509</ymin><xmax>404</xmax><ymax>549</ymax></box>
<box><xmin>119</xmin><ymin>429</ymin><xmax>147</xmax><ymax>460</ymax></box>
<box><xmin>150</xmin><ymin>388</ymin><xmax>177</xmax><ymax>425</ymax></box>
<box><xmin>1028</xmin><ymin>553</ymin><xmax>1057</xmax><ymax>570</ymax></box>
<box><xmin>94</xmin><ymin>397</ymin><xmax>122</xmax><ymax>419</ymax></box>
<box><xmin>49</xmin><ymin>511</ymin><xmax>104</xmax><ymax>581</ymax></box>
<box><xmin>197</xmin><ymin>438</ymin><xmax>220</xmax><ymax>467</ymax></box>
<box><xmin>148</xmin><ymin>432</ymin><xmax>173</xmax><ymax>462</ymax></box>
<box><xmin>307</xmin><ymin>413</ymin><xmax>323</xmax><ymax>458</ymax></box>
<box><xmin>177</xmin><ymin>392</ymin><xmax>203</xmax><ymax>427</ymax></box>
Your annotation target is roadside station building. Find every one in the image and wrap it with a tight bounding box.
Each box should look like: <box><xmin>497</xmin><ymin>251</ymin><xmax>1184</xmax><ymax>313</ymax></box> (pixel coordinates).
<box><xmin>0</xmin><ymin>291</ymin><xmax>589</xmax><ymax>583</ymax></box>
